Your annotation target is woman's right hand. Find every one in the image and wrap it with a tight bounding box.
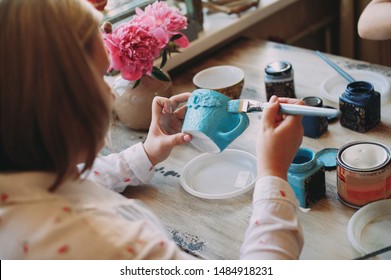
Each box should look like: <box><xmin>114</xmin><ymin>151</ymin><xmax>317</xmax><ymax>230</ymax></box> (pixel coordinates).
<box><xmin>256</xmin><ymin>95</ymin><xmax>304</xmax><ymax>181</ymax></box>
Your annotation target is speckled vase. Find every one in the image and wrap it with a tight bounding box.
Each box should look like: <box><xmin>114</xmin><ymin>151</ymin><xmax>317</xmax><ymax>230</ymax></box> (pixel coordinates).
<box><xmin>112</xmin><ymin>75</ymin><xmax>172</xmax><ymax>131</ymax></box>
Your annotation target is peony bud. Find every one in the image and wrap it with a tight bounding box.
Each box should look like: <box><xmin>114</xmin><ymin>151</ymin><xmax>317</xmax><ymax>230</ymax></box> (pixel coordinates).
<box><xmin>101</xmin><ymin>21</ymin><xmax>112</xmax><ymax>34</ymax></box>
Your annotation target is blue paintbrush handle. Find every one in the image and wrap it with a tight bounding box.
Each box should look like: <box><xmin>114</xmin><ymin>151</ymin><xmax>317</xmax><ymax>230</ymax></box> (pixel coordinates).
<box><xmin>279</xmin><ymin>103</ymin><xmax>339</xmax><ymax>117</ymax></box>
<box><xmin>316</xmin><ymin>50</ymin><xmax>355</xmax><ymax>83</ymax></box>
<box><xmin>229</xmin><ymin>99</ymin><xmax>339</xmax><ymax>117</ymax></box>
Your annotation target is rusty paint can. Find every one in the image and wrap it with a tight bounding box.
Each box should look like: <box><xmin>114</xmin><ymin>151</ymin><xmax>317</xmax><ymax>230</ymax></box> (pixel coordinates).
<box><xmin>337</xmin><ymin>141</ymin><xmax>391</xmax><ymax>208</ymax></box>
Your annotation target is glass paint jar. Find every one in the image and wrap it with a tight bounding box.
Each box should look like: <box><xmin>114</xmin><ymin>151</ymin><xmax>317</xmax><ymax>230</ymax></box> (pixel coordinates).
<box><xmin>339</xmin><ymin>81</ymin><xmax>380</xmax><ymax>132</ymax></box>
<box><xmin>301</xmin><ymin>96</ymin><xmax>328</xmax><ymax>138</ymax></box>
<box><xmin>264</xmin><ymin>61</ymin><xmax>296</xmax><ymax>101</ymax></box>
<box><xmin>287</xmin><ymin>147</ymin><xmax>326</xmax><ymax>208</ymax></box>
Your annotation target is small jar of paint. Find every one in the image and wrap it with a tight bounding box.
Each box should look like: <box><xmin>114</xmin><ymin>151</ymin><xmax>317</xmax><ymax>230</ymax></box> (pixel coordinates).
<box><xmin>339</xmin><ymin>81</ymin><xmax>380</xmax><ymax>132</ymax></box>
<box><xmin>264</xmin><ymin>61</ymin><xmax>296</xmax><ymax>101</ymax></box>
<box><xmin>287</xmin><ymin>147</ymin><xmax>326</xmax><ymax>208</ymax></box>
<box><xmin>301</xmin><ymin>96</ymin><xmax>328</xmax><ymax>138</ymax></box>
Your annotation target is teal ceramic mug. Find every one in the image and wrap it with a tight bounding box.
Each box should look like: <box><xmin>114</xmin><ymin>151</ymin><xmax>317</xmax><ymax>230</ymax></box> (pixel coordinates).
<box><xmin>182</xmin><ymin>89</ymin><xmax>249</xmax><ymax>153</ymax></box>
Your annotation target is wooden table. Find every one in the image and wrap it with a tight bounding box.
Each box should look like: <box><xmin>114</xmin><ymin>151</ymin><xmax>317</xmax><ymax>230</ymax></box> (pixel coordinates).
<box><xmin>102</xmin><ymin>37</ymin><xmax>391</xmax><ymax>260</ymax></box>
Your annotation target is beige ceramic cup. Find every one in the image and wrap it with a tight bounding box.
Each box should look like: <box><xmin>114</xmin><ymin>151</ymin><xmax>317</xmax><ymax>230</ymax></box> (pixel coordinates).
<box><xmin>193</xmin><ymin>65</ymin><xmax>245</xmax><ymax>99</ymax></box>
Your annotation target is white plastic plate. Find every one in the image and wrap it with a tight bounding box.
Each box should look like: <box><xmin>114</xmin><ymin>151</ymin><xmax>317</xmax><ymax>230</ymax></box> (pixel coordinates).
<box><xmin>320</xmin><ymin>70</ymin><xmax>391</xmax><ymax>104</ymax></box>
<box><xmin>180</xmin><ymin>149</ymin><xmax>257</xmax><ymax>199</ymax></box>
<box><xmin>347</xmin><ymin>199</ymin><xmax>391</xmax><ymax>259</ymax></box>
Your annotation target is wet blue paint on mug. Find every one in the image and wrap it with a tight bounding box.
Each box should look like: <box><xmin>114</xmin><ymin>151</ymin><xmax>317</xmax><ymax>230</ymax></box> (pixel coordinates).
<box><xmin>182</xmin><ymin>89</ymin><xmax>249</xmax><ymax>153</ymax></box>
<box><xmin>339</xmin><ymin>81</ymin><xmax>380</xmax><ymax>132</ymax></box>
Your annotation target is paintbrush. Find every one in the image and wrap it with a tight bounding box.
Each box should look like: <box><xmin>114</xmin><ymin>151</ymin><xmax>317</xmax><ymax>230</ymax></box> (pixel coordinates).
<box><xmin>316</xmin><ymin>50</ymin><xmax>355</xmax><ymax>83</ymax></box>
<box><xmin>227</xmin><ymin>99</ymin><xmax>340</xmax><ymax>117</ymax></box>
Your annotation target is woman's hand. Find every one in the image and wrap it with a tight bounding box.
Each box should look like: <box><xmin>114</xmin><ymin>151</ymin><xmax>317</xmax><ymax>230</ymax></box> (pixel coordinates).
<box><xmin>143</xmin><ymin>92</ymin><xmax>192</xmax><ymax>166</ymax></box>
<box><xmin>256</xmin><ymin>95</ymin><xmax>304</xmax><ymax>180</ymax></box>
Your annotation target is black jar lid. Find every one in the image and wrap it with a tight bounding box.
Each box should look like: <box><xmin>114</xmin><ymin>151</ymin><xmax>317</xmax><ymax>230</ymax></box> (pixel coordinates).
<box><xmin>303</xmin><ymin>96</ymin><xmax>323</xmax><ymax>107</ymax></box>
<box><xmin>265</xmin><ymin>61</ymin><xmax>292</xmax><ymax>76</ymax></box>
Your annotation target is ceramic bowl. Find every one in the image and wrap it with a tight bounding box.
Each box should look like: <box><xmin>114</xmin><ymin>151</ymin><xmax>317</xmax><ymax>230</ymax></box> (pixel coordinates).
<box><xmin>193</xmin><ymin>65</ymin><xmax>245</xmax><ymax>99</ymax></box>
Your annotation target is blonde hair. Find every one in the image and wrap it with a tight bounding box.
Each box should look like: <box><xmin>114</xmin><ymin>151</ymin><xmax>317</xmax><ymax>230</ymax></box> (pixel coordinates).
<box><xmin>0</xmin><ymin>0</ymin><xmax>111</xmax><ymax>190</ymax></box>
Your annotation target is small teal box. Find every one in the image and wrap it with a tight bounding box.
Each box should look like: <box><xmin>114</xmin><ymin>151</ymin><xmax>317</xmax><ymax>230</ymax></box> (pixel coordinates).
<box><xmin>288</xmin><ymin>147</ymin><xmax>326</xmax><ymax>208</ymax></box>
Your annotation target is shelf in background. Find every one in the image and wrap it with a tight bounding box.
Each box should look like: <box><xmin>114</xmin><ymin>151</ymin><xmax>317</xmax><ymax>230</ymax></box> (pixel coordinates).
<box><xmin>164</xmin><ymin>0</ymin><xmax>298</xmax><ymax>71</ymax></box>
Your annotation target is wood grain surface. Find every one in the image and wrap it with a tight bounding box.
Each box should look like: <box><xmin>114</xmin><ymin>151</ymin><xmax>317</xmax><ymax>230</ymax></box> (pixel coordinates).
<box><xmin>104</xmin><ymin>37</ymin><xmax>391</xmax><ymax>259</ymax></box>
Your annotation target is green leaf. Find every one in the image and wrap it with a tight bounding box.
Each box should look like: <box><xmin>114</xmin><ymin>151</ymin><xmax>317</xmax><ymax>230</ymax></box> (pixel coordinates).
<box><xmin>160</xmin><ymin>49</ymin><xmax>168</xmax><ymax>69</ymax></box>
<box><xmin>151</xmin><ymin>67</ymin><xmax>171</xmax><ymax>82</ymax></box>
<box><xmin>171</xmin><ymin>34</ymin><xmax>182</xmax><ymax>41</ymax></box>
<box><xmin>105</xmin><ymin>69</ymin><xmax>120</xmax><ymax>77</ymax></box>
<box><xmin>132</xmin><ymin>79</ymin><xmax>141</xmax><ymax>89</ymax></box>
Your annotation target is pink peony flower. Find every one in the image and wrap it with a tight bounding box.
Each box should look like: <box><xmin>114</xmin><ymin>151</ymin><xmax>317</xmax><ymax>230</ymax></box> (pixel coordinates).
<box><xmin>134</xmin><ymin>1</ymin><xmax>189</xmax><ymax>48</ymax></box>
<box><xmin>102</xmin><ymin>1</ymin><xmax>189</xmax><ymax>83</ymax></box>
<box><xmin>103</xmin><ymin>23</ymin><xmax>161</xmax><ymax>81</ymax></box>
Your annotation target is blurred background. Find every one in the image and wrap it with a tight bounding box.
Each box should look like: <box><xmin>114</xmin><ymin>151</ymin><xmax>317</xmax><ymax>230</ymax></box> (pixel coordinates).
<box><xmin>97</xmin><ymin>0</ymin><xmax>391</xmax><ymax>67</ymax></box>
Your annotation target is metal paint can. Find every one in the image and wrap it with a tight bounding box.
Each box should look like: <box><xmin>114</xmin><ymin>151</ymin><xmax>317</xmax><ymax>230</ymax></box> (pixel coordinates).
<box><xmin>336</xmin><ymin>141</ymin><xmax>391</xmax><ymax>208</ymax></box>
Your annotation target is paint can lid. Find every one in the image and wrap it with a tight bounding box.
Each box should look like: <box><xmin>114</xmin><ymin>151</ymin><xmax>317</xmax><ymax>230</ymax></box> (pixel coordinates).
<box><xmin>316</xmin><ymin>148</ymin><xmax>338</xmax><ymax>171</ymax></box>
<box><xmin>340</xmin><ymin>142</ymin><xmax>389</xmax><ymax>171</ymax></box>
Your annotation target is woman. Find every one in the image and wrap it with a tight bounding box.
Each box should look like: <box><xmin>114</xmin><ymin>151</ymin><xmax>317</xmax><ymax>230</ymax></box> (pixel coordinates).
<box><xmin>358</xmin><ymin>0</ymin><xmax>391</xmax><ymax>40</ymax></box>
<box><xmin>0</xmin><ymin>0</ymin><xmax>303</xmax><ymax>259</ymax></box>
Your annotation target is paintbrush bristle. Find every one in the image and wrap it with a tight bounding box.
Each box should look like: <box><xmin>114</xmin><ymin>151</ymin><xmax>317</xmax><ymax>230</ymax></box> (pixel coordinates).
<box><xmin>227</xmin><ymin>100</ymin><xmax>244</xmax><ymax>113</ymax></box>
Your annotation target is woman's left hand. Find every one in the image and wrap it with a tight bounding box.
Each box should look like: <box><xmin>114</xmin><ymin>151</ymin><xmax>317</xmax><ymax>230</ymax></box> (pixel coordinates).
<box><xmin>143</xmin><ymin>92</ymin><xmax>192</xmax><ymax>165</ymax></box>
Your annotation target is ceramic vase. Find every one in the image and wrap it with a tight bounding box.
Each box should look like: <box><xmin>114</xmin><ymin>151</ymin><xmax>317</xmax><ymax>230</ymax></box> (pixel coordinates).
<box><xmin>112</xmin><ymin>75</ymin><xmax>173</xmax><ymax>131</ymax></box>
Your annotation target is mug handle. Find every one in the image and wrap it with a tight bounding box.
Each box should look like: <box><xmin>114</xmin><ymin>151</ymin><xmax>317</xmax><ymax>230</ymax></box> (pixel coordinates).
<box><xmin>217</xmin><ymin>114</ymin><xmax>249</xmax><ymax>140</ymax></box>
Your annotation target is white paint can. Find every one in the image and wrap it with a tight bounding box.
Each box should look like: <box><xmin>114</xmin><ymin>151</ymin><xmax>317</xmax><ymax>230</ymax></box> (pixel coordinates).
<box><xmin>337</xmin><ymin>141</ymin><xmax>391</xmax><ymax>208</ymax></box>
